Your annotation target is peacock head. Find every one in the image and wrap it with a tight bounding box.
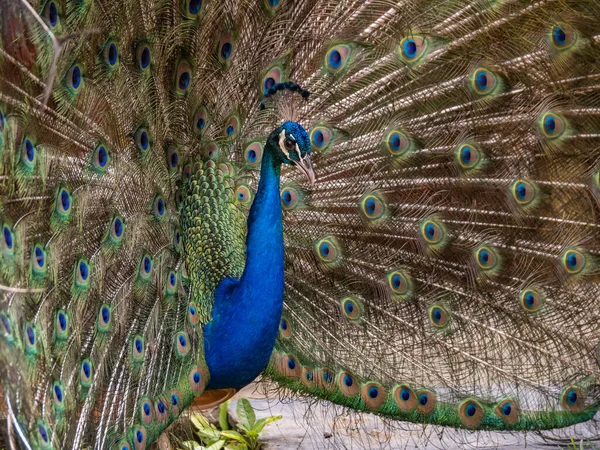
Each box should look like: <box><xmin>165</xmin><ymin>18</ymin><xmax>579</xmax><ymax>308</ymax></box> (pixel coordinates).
<box><xmin>268</xmin><ymin>121</ymin><xmax>315</xmax><ymax>185</ymax></box>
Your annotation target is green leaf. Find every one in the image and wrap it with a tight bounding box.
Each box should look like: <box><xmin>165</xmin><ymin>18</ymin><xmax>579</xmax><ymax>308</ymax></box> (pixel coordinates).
<box><xmin>196</xmin><ymin>427</ymin><xmax>221</xmax><ymax>446</ymax></box>
<box><xmin>220</xmin><ymin>430</ymin><xmax>249</xmax><ymax>445</ymax></box>
<box><xmin>179</xmin><ymin>441</ymin><xmax>204</xmax><ymax>450</ymax></box>
<box><xmin>219</xmin><ymin>400</ymin><xmax>231</xmax><ymax>430</ymax></box>
<box><xmin>236</xmin><ymin>424</ymin><xmax>250</xmax><ymax>433</ymax></box>
<box><xmin>251</xmin><ymin>415</ymin><xmax>282</xmax><ymax>434</ymax></box>
<box><xmin>191</xmin><ymin>414</ymin><xmax>212</xmax><ymax>430</ymax></box>
<box><xmin>206</xmin><ymin>442</ymin><xmax>226</xmax><ymax>450</ymax></box>
<box><xmin>236</xmin><ymin>399</ymin><xmax>256</xmax><ymax>429</ymax></box>
<box><xmin>225</xmin><ymin>444</ymin><xmax>248</xmax><ymax>450</ymax></box>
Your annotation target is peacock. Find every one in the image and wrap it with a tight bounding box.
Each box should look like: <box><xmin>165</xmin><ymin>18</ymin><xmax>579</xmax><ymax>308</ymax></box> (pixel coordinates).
<box><xmin>1</xmin><ymin>0</ymin><xmax>600</xmax><ymax>448</ymax></box>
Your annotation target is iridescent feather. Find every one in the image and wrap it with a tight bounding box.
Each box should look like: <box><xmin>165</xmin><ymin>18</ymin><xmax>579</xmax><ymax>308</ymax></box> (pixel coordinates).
<box><xmin>1</xmin><ymin>0</ymin><xmax>600</xmax><ymax>448</ymax></box>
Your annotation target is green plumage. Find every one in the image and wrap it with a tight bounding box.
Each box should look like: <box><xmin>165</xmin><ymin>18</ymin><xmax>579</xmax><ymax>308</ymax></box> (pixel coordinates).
<box><xmin>1</xmin><ymin>0</ymin><xmax>600</xmax><ymax>448</ymax></box>
<box><xmin>180</xmin><ymin>160</ymin><xmax>246</xmax><ymax>322</ymax></box>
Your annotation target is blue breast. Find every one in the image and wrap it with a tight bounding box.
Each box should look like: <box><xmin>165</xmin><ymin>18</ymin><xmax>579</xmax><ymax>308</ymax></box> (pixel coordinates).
<box><xmin>203</xmin><ymin>272</ymin><xmax>283</xmax><ymax>389</ymax></box>
<box><xmin>203</xmin><ymin>148</ymin><xmax>284</xmax><ymax>390</ymax></box>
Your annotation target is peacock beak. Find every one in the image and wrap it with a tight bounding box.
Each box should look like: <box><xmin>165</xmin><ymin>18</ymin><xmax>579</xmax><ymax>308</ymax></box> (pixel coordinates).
<box><xmin>293</xmin><ymin>154</ymin><xmax>315</xmax><ymax>186</ymax></box>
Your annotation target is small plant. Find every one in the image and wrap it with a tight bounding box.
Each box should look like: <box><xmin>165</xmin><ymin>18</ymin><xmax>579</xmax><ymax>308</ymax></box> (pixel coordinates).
<box><xmin>561</xmin><ymin>437</ymin><xmax>600</xmax><ymax>450</ymax></box>
<box><xmin>177</xmin><ymin>398</ymin><xmax>282</xmax><ymax>450</ymax></box>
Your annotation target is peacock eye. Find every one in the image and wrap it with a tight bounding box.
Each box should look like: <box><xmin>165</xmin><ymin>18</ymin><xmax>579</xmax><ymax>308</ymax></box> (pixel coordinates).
<box><xmin>284</xmin><ymin>138</ymin><xmax>295</xmax><ymax>151</ymax></box>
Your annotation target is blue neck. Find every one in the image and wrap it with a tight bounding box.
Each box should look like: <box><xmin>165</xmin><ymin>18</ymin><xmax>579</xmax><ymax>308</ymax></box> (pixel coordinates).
<box><xmin>239</xmin><ymin>149</ymin><xmax>284</xmax><ymax>295</ymax></box>
<box><xmin>204</xmin><ymin>147</ymin><xmax>285</xmax><ymax>389</ymax></box>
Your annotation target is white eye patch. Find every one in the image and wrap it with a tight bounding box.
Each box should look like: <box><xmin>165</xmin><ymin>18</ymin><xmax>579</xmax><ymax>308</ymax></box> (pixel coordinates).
<box><xmin>278</xmin><ymin>130</ymin><xmax>300</xmax><ymax>159</ymax></box>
